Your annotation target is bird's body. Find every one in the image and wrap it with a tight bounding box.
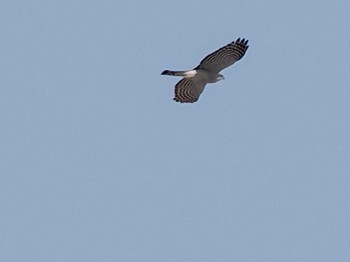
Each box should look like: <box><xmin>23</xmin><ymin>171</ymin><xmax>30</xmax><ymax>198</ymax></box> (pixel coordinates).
<box><xmin>161</xmin><ymin>38</ymin><xmax>249</xmax><ymax>103</ymax></box>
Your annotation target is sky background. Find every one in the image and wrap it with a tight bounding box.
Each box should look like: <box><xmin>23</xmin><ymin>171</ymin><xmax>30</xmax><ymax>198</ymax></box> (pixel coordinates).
<box><xmin>1</xmin><ymin>1</ymin><xmax>350</xmax><ymax>261</ymax></box>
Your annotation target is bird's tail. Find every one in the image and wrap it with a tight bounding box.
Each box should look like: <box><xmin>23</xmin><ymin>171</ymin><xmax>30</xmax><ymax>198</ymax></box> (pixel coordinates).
<box><xmin>161</xmin><ymin>70</ymin><xmax>189</xmax><ymax>76</ymax></box>
<box><xmin>161</xmin><ymin>70</ymin><xmax>197</xmax><ymax>77</ymax></box>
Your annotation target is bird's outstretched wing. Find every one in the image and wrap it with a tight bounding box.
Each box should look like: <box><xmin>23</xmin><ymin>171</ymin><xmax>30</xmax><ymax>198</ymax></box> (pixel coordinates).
<box><xmin>173</xmin><ymin>78</ymin><xmax>207</xmax><ymax>103</ymax></box>
<box><xmin>195</xmin><ymin>38</ymin><xmax>249</xmax><ymax>73</ymax></box>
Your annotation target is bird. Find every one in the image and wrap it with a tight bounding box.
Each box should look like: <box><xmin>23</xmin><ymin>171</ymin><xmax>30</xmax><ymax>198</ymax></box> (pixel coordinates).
<box><xmin>161</xmin><ymin>38</ymin><xmax>249</xmax><ymax>103</ymax></box>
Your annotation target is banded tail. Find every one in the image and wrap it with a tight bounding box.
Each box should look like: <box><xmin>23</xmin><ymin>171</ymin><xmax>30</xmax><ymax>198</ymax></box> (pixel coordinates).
<box><xmin>161</xmin><ymin>70</ymin><xmax>187</xmax><ymax>76</ymax></box>
<box><xmin>161</xmin><ymin>70</ymin><xmax>197</xmax><ymax>77</ymax></box>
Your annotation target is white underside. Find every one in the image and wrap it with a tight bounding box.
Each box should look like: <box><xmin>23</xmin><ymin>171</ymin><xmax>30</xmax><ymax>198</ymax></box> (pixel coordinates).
<box><xmin>186</xmin><ymin>69</ymin><xmax>222</xmax><ymax>83</ymax></box>
<box><xmin>183</xmin><ymin>70</ymin><xmax>198</xmax><ymax>78</ymax></box>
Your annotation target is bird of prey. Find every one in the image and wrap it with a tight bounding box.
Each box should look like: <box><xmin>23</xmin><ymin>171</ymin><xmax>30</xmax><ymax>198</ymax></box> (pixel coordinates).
<box><xmin>161</xmin><ymin>38</ymin><xmax>249</xmax><ymax>103</ymax></box>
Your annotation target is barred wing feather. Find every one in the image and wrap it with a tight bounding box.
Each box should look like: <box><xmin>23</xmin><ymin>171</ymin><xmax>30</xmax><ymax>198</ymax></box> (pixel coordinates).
<box><xmin>173</xmin><ymin>78</ymin><xmax>206</xmax><ymax>103</ymax></box>
<box><xmin>195</xmin><ymin>38</ymin><xmax>249</xmax><ymax>73</ymax></box>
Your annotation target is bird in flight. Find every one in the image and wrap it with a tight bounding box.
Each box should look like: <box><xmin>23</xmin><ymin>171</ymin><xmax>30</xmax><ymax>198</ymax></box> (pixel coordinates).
<box><xmin>161</xmin><ymin>38</ymin><xmax>249</xmax><ymax>103</ymax></box>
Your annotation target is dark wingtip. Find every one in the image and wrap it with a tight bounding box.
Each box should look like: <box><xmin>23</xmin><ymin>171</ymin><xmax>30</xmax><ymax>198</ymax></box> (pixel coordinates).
<box><xmin>235</xmin><ymin>37</ymin><xmax>249</xmax><ymax>47</ymax></box>
<box><xmin>236</xmin><ymin>37</ymin><xmax>248</xmax><ymax>42</ymax></box>
<box><xmin>173</xmin><ymin>97</ymin><xmax>197</xmax><ymax>103</ymax></box>
<box><xmin>161</xmin><ymin>70</ymin><xmax>169</xmax><ymax>75</ymax></box>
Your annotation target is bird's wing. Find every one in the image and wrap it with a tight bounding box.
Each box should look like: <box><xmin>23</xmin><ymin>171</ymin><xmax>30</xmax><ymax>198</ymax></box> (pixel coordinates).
<box><xmin>173</xmin><ymin>78</ymin><xmax>207</xmax><ymax>103</ymax></box>
<box><xmin>195</xmin><ymin>38</ymin><xmax>249</xmax><ymax>73</ymax></box>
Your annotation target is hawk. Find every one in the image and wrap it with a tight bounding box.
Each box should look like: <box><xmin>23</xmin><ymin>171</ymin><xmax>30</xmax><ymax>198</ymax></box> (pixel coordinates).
<box><xmin>161</xmin><ymin>38</ymin><xmax>249</xmax><ymax>103</ymax></box>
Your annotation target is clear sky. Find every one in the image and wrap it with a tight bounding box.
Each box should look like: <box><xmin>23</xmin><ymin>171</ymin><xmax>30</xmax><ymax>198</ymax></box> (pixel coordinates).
<box><xmin>1</xmin><ymin>1</ymin><xmax>350</xmax><ymax>261</ymax></box>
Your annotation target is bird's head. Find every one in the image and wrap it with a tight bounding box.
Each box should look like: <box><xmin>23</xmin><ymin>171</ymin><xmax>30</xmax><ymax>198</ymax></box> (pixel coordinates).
<box><xmin>217</xmin><ymin>74</ymin><xmax>225</xmax><ymax>81</ymax></box>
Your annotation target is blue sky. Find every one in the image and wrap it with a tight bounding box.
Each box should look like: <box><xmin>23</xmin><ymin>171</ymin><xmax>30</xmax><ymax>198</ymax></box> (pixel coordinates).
<box><xmin>1</xmin><ymin>1</ymin><xmax>350</xmax><ymax>261</ymax></box>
